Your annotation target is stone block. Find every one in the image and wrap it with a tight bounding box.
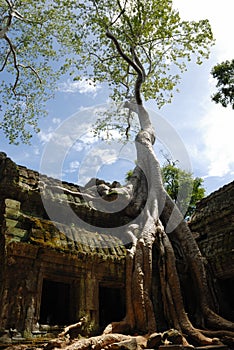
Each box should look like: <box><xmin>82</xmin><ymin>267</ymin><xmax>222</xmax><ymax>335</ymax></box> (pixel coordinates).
<box><xmin>5</xmin><ymin>219</ymin><xmax>28</xmax><ymax>239</ymax></box>
<box><xmin>111</xmin><ymin>338</ymin><xmax>137</xmax><ymax>350</ymax></box>
<box><xmin>5</xmin><ymin>207</ymin><xmax>20</xmax><ymax>220</ymax></box>
<box><xmin>0</xmin><ymin>330</ymin><xmax>12</xmax><ymax>344</ymax></box>
<box><xmin>5</xmin><ymin>198</ymin><xmax>21</xmax><ymax>210</ymax></box>
<box><xmin>5</xmin><ymin>218</ymin><xmax>18</xmax><ymax>228</ymax></box>
<box><xmin>147</xmin><ymin>332</ymin><xmax>162</xmax><ymax>348</ymax></box>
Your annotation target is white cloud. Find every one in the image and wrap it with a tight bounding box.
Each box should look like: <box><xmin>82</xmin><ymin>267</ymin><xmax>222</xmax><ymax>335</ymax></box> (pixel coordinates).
<box><xmin>78</xmin><ymin>147</ymin><xmax>120</xmax><ymax>185</ymax></box>
<box><xmin>173</xmin><ymin>0</ymin><xmax>234</xmax><ymax>61</ymax></box>
<box><xmin>58</xmin><ymin>78</ymin><xmax>101</xmax><ymax>95</ymax></box>
<box><xmin>52</xmin><ymin>118</ymin><xmax>61</xmax><ymax>124</ymax></box>
<box><xmin>64</xmin><ymin>160</ymin><xmax>80</xmax><ymax>174</ymax></box>
<box><xmin>170</xmin><ymin>0</ymin><xmax>234</xmax><ymax>185</ymax></box>
<box><xmin>38</xmin><ymin>130</ymin><xmax>54</xmax><ymax>143</ymax></box>
<box><xmin>73</xmin><ymin>141</ymin><xmax>89</xmax><ymax>153</ymax></box>
<box><xmin>198</xmin><ymin>104</ymin><xmax>234</xmax><ymax>177</ymax></box>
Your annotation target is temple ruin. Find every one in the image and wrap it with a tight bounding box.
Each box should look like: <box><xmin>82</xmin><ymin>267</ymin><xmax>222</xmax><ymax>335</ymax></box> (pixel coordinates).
<box><xmin>0</xmin><ymin>152</ymin><xmax>233</xmax><ymax>343</ymax></box>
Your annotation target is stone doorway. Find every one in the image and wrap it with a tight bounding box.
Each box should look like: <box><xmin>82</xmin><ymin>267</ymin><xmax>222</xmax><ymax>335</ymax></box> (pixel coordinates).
<box><xmin>39</xmin><ymin>279</ymin><xmax>71</xmax><ymax>325</ymax></box>
<box><xmin>99</xmin><ymin>286</ymin><xmax>125</xmax><ymax>329</ymax></box>
<box><xmin>217</xmin><ymin>278</ymin><xmax>234</xmax><ymax>321</ymax></box>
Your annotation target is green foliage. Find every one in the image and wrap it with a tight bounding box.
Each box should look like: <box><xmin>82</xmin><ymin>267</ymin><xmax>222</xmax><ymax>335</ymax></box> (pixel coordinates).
<box><xmin>125</xmin><ymin>169</ymin><xmax>134</xmax><ymax>181</ymax></box>
<box><xmin>76</xmin><ymin>0</ymin><xmax>214</xmax><ymax>107</ymax></box>
<box><xmin>0</xmin><ymin>0</ymin><xmax>81</xmax><ymax>143</ymax></box>
<box><xmin>211</xmin><ymin>59</ymin><xmax>234</xmax><ymax>109</ymax></box>
<box><xmin>161</xmin><ymin>160</ymin><xmax>205</xmax><ymax>219</ymax></box>
<box><xmin>0</xmin><ymin>0</ymin><xmax>214</xmax><ymax>143</ymax></box>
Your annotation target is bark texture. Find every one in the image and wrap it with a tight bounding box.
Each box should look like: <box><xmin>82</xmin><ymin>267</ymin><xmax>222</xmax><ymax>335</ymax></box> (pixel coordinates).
<box><xmin>101</xmin><ymin>103</ymin><xmax>234</xmax><ymax>346</ymax></box>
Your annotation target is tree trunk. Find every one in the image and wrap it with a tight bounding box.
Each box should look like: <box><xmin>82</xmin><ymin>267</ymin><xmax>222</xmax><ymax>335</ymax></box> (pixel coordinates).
<box><xmin>103</xmin><ymin>103</ymin><xmax>234</xmax><ymax>346</ymax></box>
<box><xmin>96</xmin><ymin>27</ymin><xmax>234</xmax><ymax>348</ymax></box>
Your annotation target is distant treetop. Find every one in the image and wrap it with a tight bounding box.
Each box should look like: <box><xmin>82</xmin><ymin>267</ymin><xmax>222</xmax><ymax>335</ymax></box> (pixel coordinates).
<box><xmin>211</xmin><ymin>59</ymin><xmax>234</xmax><ymax>109</ymax></box>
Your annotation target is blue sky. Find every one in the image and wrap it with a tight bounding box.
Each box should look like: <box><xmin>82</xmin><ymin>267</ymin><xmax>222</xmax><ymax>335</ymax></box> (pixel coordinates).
<box><xmin>1</xmin><ymin>0</ymin><xmax>234</xmax><ymax>196</ymax></box>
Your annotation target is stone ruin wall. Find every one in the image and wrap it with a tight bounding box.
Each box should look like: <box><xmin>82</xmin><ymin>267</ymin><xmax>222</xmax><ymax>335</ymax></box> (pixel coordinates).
<box><xmin>0</xmin><ymin>153</ymin><xmax>127</xmax><ymax>339</ymax></box>
<box><xmin>189</xmin><ymin>180</ymin><xmax>234</xmax><ymax>280</ymax></box>
<box><xmin>189</xmin><ymin>181</ymin><xmax>234</xmax><ymax>321</ymax></box>
<box><xmin>0</xmin><ymin>152</ymin><xmax>233</xmax><ymax>339</ymax></box>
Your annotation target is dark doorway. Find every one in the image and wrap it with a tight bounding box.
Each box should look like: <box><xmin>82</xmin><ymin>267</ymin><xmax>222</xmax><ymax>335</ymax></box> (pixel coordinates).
<box><xmin>40</xmin><ymin>279</ymin><xmax>70</xmax><ymax>325</ymax></box>
<box><xmin>99</xmin><ymin>286</ymin><xmax>125</xmax><ymax>328</ymax></box>
<box><xmin>217</xmin><ymin>278</ymin><xmax>234</xmax><ymax>321</ymax></box>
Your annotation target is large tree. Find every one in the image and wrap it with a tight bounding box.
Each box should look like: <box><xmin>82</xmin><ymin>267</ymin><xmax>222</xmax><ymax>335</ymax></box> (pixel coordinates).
<box><xmin>1</xmin><ymin>0</ymin><xmax>234</xmax><ymax>348</ymax></box>
<box><xmin>67</xmin><ymin>0</ymin><xmax>233</xmax><ymax>347</ymax></box>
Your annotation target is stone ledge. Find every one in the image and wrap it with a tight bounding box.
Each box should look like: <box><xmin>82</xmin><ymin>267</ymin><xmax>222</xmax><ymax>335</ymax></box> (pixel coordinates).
<box><xmin>159</xmin><ymin>346</ymin><xmax>227</xmax><ymax>350</ymax></box>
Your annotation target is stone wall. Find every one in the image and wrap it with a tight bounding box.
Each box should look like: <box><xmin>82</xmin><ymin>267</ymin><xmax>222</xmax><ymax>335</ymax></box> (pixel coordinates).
<box><xmin>0</xmin><ymin>153</ymin><xmax>127</xmax><ymax>338</ymax></box>
<box><xmin>189</xmin><ymin>181</ymin><xmax>234</xmax><ymax>320</ymax></box>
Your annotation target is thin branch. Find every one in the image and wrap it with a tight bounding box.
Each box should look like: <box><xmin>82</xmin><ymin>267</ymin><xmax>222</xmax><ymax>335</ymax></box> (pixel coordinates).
<box><xmin>4</xmin><ymin>0</ymin><xmax>13</xmax><ymax>8</ymax></box>
<box><xmin>3</xmin><ymin>34</ymin><xmax>41</xmax><ymax>98</ymax></box>
<box><xmin>0</xmin><ymin>12</ymin><xmax>12</xmax><ymax>39</ymax></box>
<box><xmin>0</xmin><ymin>49</ymin><xmax>11</xmax><ymax>72</ymax></box>
<box><xmin>150</xmin><ymin>43</ymin><xmax>175</xmax><ymax>75</ymax></box>
<box><xmin>142</xmin><ymin>44</ymin><xmax>152</xmax><ymax>76</ymax></box>
<box><xmin>116</xmin><ymin>0</ymin><xmax>135</xmax><ymax>40</ymax></box>
<box><xmin>89</xmin><ymin>51</ymin><xmax>120</xmax><ymax>63</ymax></box>
<box><xmin>125</xmin><ymin>109</ymin><xmax>132</xmax><ymax>139</ymax></box>
<box><xmin>1</xmin><ymin>0</ymin><xmax>42</xmax><ymax>97</ymax></box>
<box><xmin>18</xmin><ymin>64</ymin><xmax>42</xmax><ymax>83</ymax></box>
<box><xmin>110</xmin><ymin>6</ymin><xmax>125</xmax><ymax>26</ymax></box>
<box><xmin>106</xmin><ymin>30</ymin><xmax>144</xmax><ymax>104</ymax></box>
<box><xmin>105</xmin><ymin>31</ymin><xmax>140</xmax><ymax>71</ymax></box>
<box><xmin>130</xmin><ymin>46</ymin><xmax>146</xmax><ymax>81</ymax></box>
<box><xmin>4</xmin><ymin>34</ymin><xmax>20</xmax><ymax>93</ymax></box>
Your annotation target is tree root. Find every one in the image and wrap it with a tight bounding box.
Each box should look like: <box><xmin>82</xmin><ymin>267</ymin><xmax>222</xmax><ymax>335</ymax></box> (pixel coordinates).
<box><xmin>63</xmin><ymin>333</ymin><xmax>136</xmax><ymax>350</ymax></box>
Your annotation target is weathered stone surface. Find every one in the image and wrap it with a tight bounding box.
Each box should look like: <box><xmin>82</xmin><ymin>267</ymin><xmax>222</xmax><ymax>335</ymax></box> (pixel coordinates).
<box><xmin>0</xmin><ymin>153</ymin><xmax>126</xmax><ymax>337</ymax></box>
<box><xmin>189</xmin><ymin>181</ymin><xmax>234</xmax><ymax>321</ymax></box>
<box><xmin>0</xmin><ymin>152</ymin><xmax>233</xmax><ymax>340</ymax></box>
<box><xmin>190</xmin><ymin>181</ymin><xmax>234</xmax><ymax>265</ymax></box>
<box><xmin>162</xmin><ymin>329</ymin><xmax>183</xmax><ymax>345</ymax></box>
<box><xmin>147</xmin><ymin>332</ymin><xmax>162</xmax><ymax>348</ymax></box>
<box><xmin>0</xmin><ymin>330</ymin><xmax>12</xmax><ymax>344</ymax></box>
<box><xmin>43</xmin><ymin>339</ymin><xmax>66</xmax><ymax>349</ymax></box>
<box><xmin>110</xmin><ymin>338</ymin><xmax>138</xmax><ymax>350</ymax></box>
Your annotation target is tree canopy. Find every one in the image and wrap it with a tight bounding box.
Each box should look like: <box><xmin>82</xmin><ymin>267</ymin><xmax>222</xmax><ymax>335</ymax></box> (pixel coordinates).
<box><xmin>0</xmin><ymin>0</ymin><xmax>80</xmax><ymax>143</ymax></box>
<box><xmin>211</xmin><ymin>59</ymin><xmax>234</xmax><ymax>109</ymax></box>
<box><xmin>0</xmin><ymin>0</ymin><xmax>214</xmax><ymax>143</ymax></box>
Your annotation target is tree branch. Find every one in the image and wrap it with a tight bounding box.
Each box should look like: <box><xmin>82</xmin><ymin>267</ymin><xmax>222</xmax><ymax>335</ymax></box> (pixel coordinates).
<box><xmin>116</xmin><ymin>0</ymin><xmax>135</xmax><ymax>39</ymax></box>
<box><xmin>4</xmin><ymin>34</ymin><xmax>20</xmax><ymax>93</ymax></box>
<box><xmin>106</xmin><ymin>30</ymin><xmax>144</xmax><ymax>105</ymax></box>
<box><xmin>130</xmin><ymin>46</ymin><xmax>146</xmax><ymax>81</ymax></box>
<box><xmin>106</xmin><ymin>31</ymin><xmax>142</xmax><ymax>75</ymax></box>
<box><xmin>0</xmin><ymin>48</ymin><xmax>11</xmax><ymax>72</ymax></box>
<box><xmin>18</xmin><ymin>63</ymin><xmax>42</xmax><ymax>83</ymax></box>
<box><xmin>1</xmin><ymin>0</ymin><xmax>42</xmax><ymax>98</ymax></box>
<box><xmin>125</xmin><ymin>109</ymin><xmax>132</xmax><ymax>139</ymax></box>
